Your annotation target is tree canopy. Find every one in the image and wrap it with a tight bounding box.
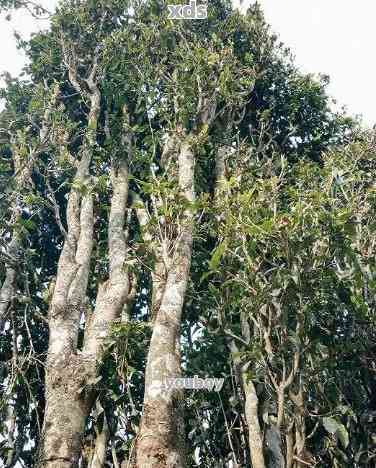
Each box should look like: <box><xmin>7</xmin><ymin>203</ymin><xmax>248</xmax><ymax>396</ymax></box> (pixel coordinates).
<box><xmin>0</xmin><ymin>1</ymin><xmax>374</xmax><ymax>467</ymax></box>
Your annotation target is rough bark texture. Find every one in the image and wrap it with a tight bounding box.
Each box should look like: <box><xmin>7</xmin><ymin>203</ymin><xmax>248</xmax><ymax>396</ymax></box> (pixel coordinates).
<box><xmin>286</xmin><ymin>428</ymin><xmax>294</xmax><ymax>468</ymax></box>
<box><xmin>290</xmin><ymin>387</ymin><xmax>308</xmax><ymax>468</ymax></box>
<box><xmin>38</xmin><ymin>147</ymin><xmax>131</xmax><ymax>467</ymax></box>
<box><xmin>83</xmin><ymin>154</ymin><xmax>130</xmax><ymax>359</ymax></box>
<box><xmin>37</xmin><ymin>146</ymin><xmax>96</xmax><ymax>467</ymax></box>
<box><xmin>38</xmin><ymin>139</ymin><xmax>131</xmax><ymax>467</ymax></box>
<box><xmin>36</xmin><ymin>72</ymin><xmax>134</xmax><ymax>466</ymax></box>
<box><xmin>136</xmin><ymin>136</ymin><xmax>194</xmax><ymax>467</ymax></box>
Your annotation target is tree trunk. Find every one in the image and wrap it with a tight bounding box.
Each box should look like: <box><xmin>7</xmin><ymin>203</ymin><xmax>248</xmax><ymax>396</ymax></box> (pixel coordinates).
<box><xmin>216</xmin><ymin>144</ymin><xmax>266</xmax><ymax>468</ymax></box>
<box><xmin>38</xmin><ymin>149</ymin><xmax>131</xmax><ymax>466</ymax></box>
<box><xmin>0</xmin><ymin>84</ymin><xmax>58</xmax><ymax>330</ymax></box>
<box><xmin>265</xmin><ymin>424</ymin><xmax>285</xmax><ymax>468</ymax></box>
<box><xmin>229</xmin><ymin>343</ymin><xmax>266</xmax><ymax>468</ymax></box>
<box><xmin>37</xmin><ymin>149</ymin><xmax>96</xmax><ymax>467</ymax></box>
<box><xmin>290</xmin><ymin>387</ymin><xmax>307</xmax><ymax>468</ymax></box>
<box><xmin>89</xmin><ymin>402</ymin><xmax>110</xmax><ymax>468</ymax></box>
<box><xmin>243</xmin><ymin>380</ymin><xmax>266</xmax><ymax>468</ymax></box>
<box><xmin>227</xmin><ymin>337</ymin><xmax>265</xmax><ymax>468</ymax></box>
<box><xmin>37</xmin><ymin>81</ymin><xmax>132</xmax><ymax>466</ymax></box>
<box><xmin>136</xmin><ymin>136</ymin><xmax>194</xmax><ymax>467</ymax></box>
<box><xmin>0</xmin><ymin>238</ymin><xmax>18</xmax><ymax>330</ymax></box>
<box><xmin>286</xmin><ymin>426</ymin><xmax>294</xmax><ymax>468</ymax></box>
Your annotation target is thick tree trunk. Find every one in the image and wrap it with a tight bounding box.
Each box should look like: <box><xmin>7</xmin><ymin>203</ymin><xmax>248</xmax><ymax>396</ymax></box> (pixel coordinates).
<box><xmin>265</xmin><ymin>424</ymin><xmax>285</xmax><ymax>468</ymax></box>
<box><xmin>36</xmin><ymin>78</ymin><xmax>132</xmax><ymax>467</ymax></box>
<box><xmin>290</xmin><ymin>387</ymin><xmax>307</xmax><ymax>468</ymax></box>
<box><xmin>38</xmin><ymin>150</ymin><xmax>131</xmax><ymax>467</ymax></box>
<box><xmin>136</xmin><ymin>137</ymin><xmax>194</xmax><ymax>467</ymax></box>
<box><xmin>286</xmin><ymin>427</ymin><xmax>294</xmax><ymax>468</ymax></box>
<box><xmin>38</xmin><ymin>153</ymin><xmax>96</xmax><ymax>467</ymax></box>
<box><xmin>38</xmin><ymin>82</ymin><xmax>99</xmax><ymax>465</ymax></box>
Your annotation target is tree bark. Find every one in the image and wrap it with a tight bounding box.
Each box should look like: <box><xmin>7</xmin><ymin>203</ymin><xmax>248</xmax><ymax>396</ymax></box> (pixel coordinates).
<box><xmin>136</xmin><ymin>136</ymin><xmax>194</xmax><ymax>467</ymax></box>
<box><xmin>38</xmin><ymin>148</ymin><xmax>131</xmax><ymax>467</ymax></box>
<box><xmin>37</xmin><ymin>81</ymin><xmax>132</xmax><ymax>466</ymax></box>
<box><xmin>244</xmin><ymin>380</ymin><xmax>266</xmax><ymax>468</ymax></box>
<box><xmin>37</xmin><ymin>143</ymin><xmax>96</xmax><ymax>468</ymax></box>
<box><xmin>89</xmin><ymin>402</ymin><xmax>110</xmax><ymax>468</ymax></box>
<box><xmin>265</xmin><ymin>424</ymin><xmax>285</xmax><ymax>468</ymax></box>
<box><xmin>0</xmin><ymin>238</ymin><xmax>18</xmax><ymax>330</ymax></box>
<box><xmin>290</xmin><ymin>387</ymin><xmax>307</xmax><ymax>468</ymax></box>
<box><xmin>229</xmin><ymin>339</ymin><xmax>266</xmax><ymax>468</ymax></box>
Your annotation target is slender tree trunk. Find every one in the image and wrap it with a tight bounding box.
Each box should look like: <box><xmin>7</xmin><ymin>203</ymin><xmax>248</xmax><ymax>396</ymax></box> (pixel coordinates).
<box><xmin>215</xmin><ymin>144</ymin><xmax>266</xmax><ymax>468</ymax></box>
<box><xmin>229</xmin><ymin>339</ymin><xmax>266</xmax><ymax>468</ymax></box>
<box><xmin>5</xmin><ymin>393</ymin><xmax>16</xmax><ymax>466</ymax></box>
<box><xmin>290</xmin><ymin>387</ymin><xmax>307</xmax><ymax>468</ymax></box>
<box><xmin>136</xmin><ymin>136</ymin><xmax>194</xmax><ymax>467</ymax></box>
<box><xmin>0</xmin><ymin>84</ymin><xmax>58</xmax><ymax>329</ymax></box>
<box><xmin>244</xmin><ymin>380</ymin><xmax>266</xmax><ymax>468</ymax></box>
<box><xmin>0</xmin><ymin>238</ymin><xmax>18</xmax><ymax>330</ymax></box>
<box><xmin>89</xmin><ymin>402</ymin><xmax>110</xmax><ymax>468</ymax></box>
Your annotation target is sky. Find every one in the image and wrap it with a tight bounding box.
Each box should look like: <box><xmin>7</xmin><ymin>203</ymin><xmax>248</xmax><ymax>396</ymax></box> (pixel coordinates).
<box><xmin>0</xmin><ymin>0</ymin><xmax>375</xmax><ymax>127</ymax></box>
<box><xmin>0</xmin><ymin>0</ymin><xmax>57</xmax><ymax>77</ymax></box>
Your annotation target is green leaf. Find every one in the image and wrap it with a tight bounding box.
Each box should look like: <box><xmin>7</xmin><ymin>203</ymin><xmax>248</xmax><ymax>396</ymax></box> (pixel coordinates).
<box><xmin>337</xmin><ymin>424</ymin><xmax>349</xmax><ymax>449</ymax></box>
<box><xmin>323</xmin><ymin>417</ymin><xmax>349</xmax><ymax>449</ymax></box>
<box><xmin>323</xmin><ymin>416</ymin><xmax>339</xmax><ymax>434</ymax></box>
<box><xmin>199</xmin><ymin>270</ymin><xmax>215</xmax><ymax>284</ymax></box>
<box><xmin>208</xmin><ymin>240</ymin><xmax>227</xmax><ymax>271</ymax></box>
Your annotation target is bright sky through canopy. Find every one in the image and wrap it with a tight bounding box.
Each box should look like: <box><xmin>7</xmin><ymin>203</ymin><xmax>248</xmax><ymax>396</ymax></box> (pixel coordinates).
<box><xmin>0</xmin><ymin>0</ymin><xmax>58</xmax><ymax>81</ymax></box>
<box><xmin>236</xmin><ymin>0</ymin><xmax>376</xmax><ymax>127</ymax></box>
<box><xmin>1</xmin><ymin>0</ymin><xmax>375</xmax><ymax>126</ymax></box>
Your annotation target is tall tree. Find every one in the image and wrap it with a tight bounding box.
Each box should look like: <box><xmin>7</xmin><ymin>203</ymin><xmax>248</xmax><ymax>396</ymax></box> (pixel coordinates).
<box><xmin>1</xmin><ymin>2</ymin><xmax>371</xmax><ymax>468</ymax></box>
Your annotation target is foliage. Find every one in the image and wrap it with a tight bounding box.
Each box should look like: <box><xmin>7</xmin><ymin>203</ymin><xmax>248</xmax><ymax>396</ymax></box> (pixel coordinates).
<box><xmin>0</xmin><ymin>0</ymin><xmax>372</xmax><ymax>466</ymax></box>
